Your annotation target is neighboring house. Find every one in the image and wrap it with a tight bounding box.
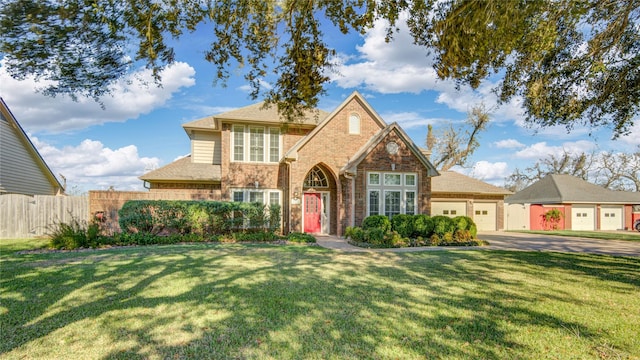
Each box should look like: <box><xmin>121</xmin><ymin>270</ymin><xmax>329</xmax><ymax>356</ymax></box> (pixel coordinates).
<box><xmin>0</xmin><ymin>98</ymin><xmax>64</xmax><ymax>195</ymax></box>
<box><xmin>431</xmin><ymin>171</ymin><xmax>513</xmax><ymax>231</ymax></box>
<box><xmin>505</xmin><ymin>174</ymin><xmax>640</xmax><ymax>231</ymax></box>
<box><xmin>141</xmin><ymin>91</ymin><xmax>440</xmax><ymax>235</ymax></box>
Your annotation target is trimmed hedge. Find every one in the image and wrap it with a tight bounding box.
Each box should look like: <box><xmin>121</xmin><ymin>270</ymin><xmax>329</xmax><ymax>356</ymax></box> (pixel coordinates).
<box><xmin>118</xmin><ymin>200</ymin><xmax>281</xmax><ymax>235</ymax></box>
<box><xmin>346</xmin><ymin>214</ymin><xmax>484</xmax><ymax>248</ymax></box>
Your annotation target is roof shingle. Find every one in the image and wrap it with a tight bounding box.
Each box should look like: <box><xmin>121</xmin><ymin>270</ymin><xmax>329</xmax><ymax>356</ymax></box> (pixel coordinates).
<box><xmin>505</xmin><ymin>174</ymin><xmax>640</xmax><ymax>204</ymax></box>
<box><xmin>431</xmin><ymin>171</ymin><xmax>512</xmax><ymax>195</ymax></box>
<box><xmin>139</xmin><ymin>156</ymin><xmax>221</xmax><ymax>182</ymax></box>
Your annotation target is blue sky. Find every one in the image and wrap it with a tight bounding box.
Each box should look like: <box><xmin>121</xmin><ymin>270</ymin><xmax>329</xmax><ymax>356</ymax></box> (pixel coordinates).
<box><xmin>1</xmin><ymin>16</ymin><xmax>638</xmax><ymax>194</ymax></box>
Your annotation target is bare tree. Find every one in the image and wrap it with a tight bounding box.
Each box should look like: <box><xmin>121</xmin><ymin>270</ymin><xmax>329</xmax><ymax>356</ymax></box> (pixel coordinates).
<box><xmin>426</xmin><ymin>104</ymin><xmax>490</xmax><ymax>171</ymax></box>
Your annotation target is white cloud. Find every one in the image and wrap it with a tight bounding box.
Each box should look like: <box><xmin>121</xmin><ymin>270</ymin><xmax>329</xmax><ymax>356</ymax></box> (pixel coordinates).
<box><xmin>468</xmin><ymin>161</ymin><xmax>510</xmax><ymax>184</ymax></box>
<box><xmin>0</xmin><ymin>59</ymin><xmax>196</xmax><ymax>133</ymax></box>
<box><xmin>619</xmin><ymin>120</ymin><xmax>640</xmax><ymax>146</ymax></box>
<box><xmin>331</xmin><ymin>14</ymin><xmax>527</xmax><ymax>126</ymax></box>
<box><xmin>31</xmin><ymin>136</ymin><xmax>160</xmax><ymax>192</ymax></box>
<box><xmin>514</xmin><ymin>140</ymin><xmax>597</xmax><ymax>160</ymax></box>
<box><xmin>494</xmin><ymin>139</ymin><xmax>525</xmax><ymax>149</ymax></box>
<box><xmin>237</xmin><ymin>79</ymin><xmax>273</xmax><ymax>94</ymax></box>
<box><xmin>379</xmin><ymin>111</ymin><xmax>452</xmax><ymax>129</ymax></box>
<box><xmin>331</xmin><ymin>15</ymin><xmax>443</xmax><ymax>94</ymax></box>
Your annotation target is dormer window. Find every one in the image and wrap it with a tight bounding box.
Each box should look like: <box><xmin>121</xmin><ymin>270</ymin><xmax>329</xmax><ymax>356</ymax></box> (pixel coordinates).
<box><xmin>348</xmin><ymin>113</ymin><xmax>360</xmax><ymax>134</ymax></box>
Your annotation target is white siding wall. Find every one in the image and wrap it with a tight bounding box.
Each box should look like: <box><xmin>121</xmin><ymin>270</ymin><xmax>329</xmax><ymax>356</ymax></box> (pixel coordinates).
<box><xmin>1</xmin><ymin>120</ymin><xmax>57</xmax><ymax>195</ymax></box>
<box><xmin>191</xmin><ymin>131</ymin><xmax>221</xmax><ymax>164</ymax></box>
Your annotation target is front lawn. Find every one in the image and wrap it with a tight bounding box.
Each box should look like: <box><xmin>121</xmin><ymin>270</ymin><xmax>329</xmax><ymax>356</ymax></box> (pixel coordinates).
<box><xmin>510</xmin><ymin>230</ymin><xmax>640</xmax><ymax>242</ymax></box>
<box><xmin>1</xmin><ymin>241</ymin><xmax>639</xmax><ymax>359</ymax></box>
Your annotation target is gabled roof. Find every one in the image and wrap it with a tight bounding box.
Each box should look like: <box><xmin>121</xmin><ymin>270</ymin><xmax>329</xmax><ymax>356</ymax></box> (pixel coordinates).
<box><xmin>139</xmin><ymin>156</ymin><xmax>221</xmax><ymax>183</ymax></box>
<box><xmin>505</xmin><ymin>174</ymin><xmax>640</xmax><ymax>204</ymax></box>
<box><xmin>432</xmin><ymin>171</ymin><xmax>512</xmax><ymax>195</ymax></box>
<box><xmin>0</xmin><ymin>97</ymin><xmax>64</xmax><ymax>195</ymax></box>
<box><xmin>284</xmin><ymin>91</ymin><xmax>388</xmax><ymax>161</ymax></box>
<box><xmin>340</xmin><ymin>122</ymin><xmax>439</xmax><ymax>177</ymax></box>
<box><xmin>182</xmin><ymin>102</ymin><xmax>329</xmax><ymax>132</ymax></box>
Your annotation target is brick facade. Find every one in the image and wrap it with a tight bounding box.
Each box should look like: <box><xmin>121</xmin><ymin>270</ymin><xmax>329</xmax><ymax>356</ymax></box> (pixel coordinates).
<box><xmin>105</xmin><ymin>92</ymin><xmax>444</xmax><ymax>236</ymax></box>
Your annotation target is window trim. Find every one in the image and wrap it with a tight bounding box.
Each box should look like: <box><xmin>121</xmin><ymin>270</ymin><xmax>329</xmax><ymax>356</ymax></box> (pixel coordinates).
<box><xmin>230</xmin><ymin>125</ymin><xmax>281</xmax><ymax>163</ymax></box>
<box><xmin>366</xmin><ymin>171</ymin><xmax>418</xmax><ymax>218</ymax></box>
<box><xmin>348</xmin><ymin>113</ymin><xmax>360</xmax><ymax>135</ymax></box>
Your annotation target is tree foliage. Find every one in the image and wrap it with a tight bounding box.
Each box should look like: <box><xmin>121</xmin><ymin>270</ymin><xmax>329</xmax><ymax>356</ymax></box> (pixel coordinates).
<box><xmin>426</xmin><ymin>103</ymin><xmax>490</xmax><ymax>171</ymax></box>
<box><xmin>505</xmin><ymin>147</ymin><xmax>640</xmax><ymax>192</ymax></box>
<box><xmin>1</xmin><ymin>0</ymin><xmax>638</xmax><ymax>132</ymax></box>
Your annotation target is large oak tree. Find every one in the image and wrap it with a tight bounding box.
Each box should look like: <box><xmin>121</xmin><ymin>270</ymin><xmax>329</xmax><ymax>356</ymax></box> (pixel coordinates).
<box><xmin>1</xmin><ymin>0</ymin><xmax>638</xmax><ymax>134</ymax></box>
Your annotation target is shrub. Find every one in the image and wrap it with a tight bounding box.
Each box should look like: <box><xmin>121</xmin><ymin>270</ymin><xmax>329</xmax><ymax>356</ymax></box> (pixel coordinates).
<box><xmin>268</xmin><ymin>204</ymin><xmax>282</xmax><ymax>232</ymax></box>
<box><xmin>452</xmin><ymin>216</ymin><xmax>477</xmax><ymax>238</ymax></box>
<box><xmin>429</xmin><ymin>234</ymin><xmax>441</xmax><ymax>246</ymax></box>
<box><xmin>287</xmin><ymin>232</ymin><xmax>316</xmax><ymax>243</ymax></box>
<box><xmin>118</xmin><ymin>200</ymin><xmax>278</xmax><ymax>236</ymax></box>
<box><xmin>391</xmin><ymin>214</ymin><xmax>414</xmax><ymax>238</ymax></box>
<box><xmin>431</xmin><ymin>215</ymin><xmax>455</xmax><ymax>237</ymax></box>
<box><xmin>442</xmin><ymin>232</ymin><xmax>454</xmax><ymax>244</ymax></box>
<box><xmin>453</xmin><ymin>229</ymin><xmax>472</xmax><ymax>242</ymax></box>
<box><xmin>364</xmin><ymin>228</ymin><xmax>386</xmax><ymax>245</ymax></box>
<box><xmin>412</xmin><ymin>214</ymin><xmax>434</xmax><ymax>238</ymax></box>
<box><xmin>386</xmin><ymin>231</ymin><xmax>408</xmax><ymax>247</ymax></box>
<box><xmin>362</xmin><ymin>215</ymin><xmax>391</xmax><ymax>233</ymax></box>
<box><xmin>230</xmin><ymin>231</ymin><xmax>279</xmax><ymax>242</ymax></box>
<box><xmin>469</xmin><ymin>224</ymin><xmax>478</xmax><ymax>238</ymax></box>
<box><xmin>47</xmin><ymin>217</ymin><xmax>101</xmax><ymax>250</ymax></box>
<box><xmin>349</xmin><ymin>227</ymin><xmax>365</xmax><ymax>242</ymax></box>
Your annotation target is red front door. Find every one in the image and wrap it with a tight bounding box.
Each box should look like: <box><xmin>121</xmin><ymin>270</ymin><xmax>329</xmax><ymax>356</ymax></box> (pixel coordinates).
<box><xmin>304</xmin><ymin>192</ymin><xmax>322</xmax><ymax>233</ymax></box>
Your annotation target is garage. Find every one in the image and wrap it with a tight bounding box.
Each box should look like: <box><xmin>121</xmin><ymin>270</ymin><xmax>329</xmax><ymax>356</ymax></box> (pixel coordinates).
<box><xmin>431</xmin><ymin>202</ymin><xmax>467</xmax><ymax>218</ymax></box>
<box><xmin>600</xmin><ymin>205</ymin><xmax>623</xmax><ymax>230</ymax></box>
<box><xmin>571</xmin><ymin>205</ymin><xmax>596</xmax><ymax>230</ymax></box>
<box><xmin>474</xmin><ymin>202</ymin><xmax>497</xmax><ymax>231</ymax></box>
<box><xmin>506</xmin><ymin>203</ymin><xmax>529</xmax><ymax>230</ymax></box>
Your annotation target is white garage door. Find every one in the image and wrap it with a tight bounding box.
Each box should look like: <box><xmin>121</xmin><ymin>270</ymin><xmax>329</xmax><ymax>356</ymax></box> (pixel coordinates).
<box><xmin>474</xmin><ymin>202</ymin><xmax>497</xmax><ymax>231</ymax></box>
<box><xmin>432</xmin><ymin>202</ymin><xmax>467</xmax><ymax>218</ymax></box>
<box><xmin>506</xmin><ymin>203</ymin><xmax>529</xmax><ymax>230</ymax></box>
<box><xmin>600</xmin><ymin>205</ymin><xmax>623</xmax><ymax>230</ymax></box>
<box><xmin>572</xmin><ymin>205</ymin><xmax>596</xmax><ymax>230</ymax></box>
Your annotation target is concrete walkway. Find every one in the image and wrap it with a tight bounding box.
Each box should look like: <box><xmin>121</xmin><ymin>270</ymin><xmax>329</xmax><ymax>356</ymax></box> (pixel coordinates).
<box><xmin>315</xmin><ymin>232</ymin><xmax>640</xmax><ymax>257</ymax></box>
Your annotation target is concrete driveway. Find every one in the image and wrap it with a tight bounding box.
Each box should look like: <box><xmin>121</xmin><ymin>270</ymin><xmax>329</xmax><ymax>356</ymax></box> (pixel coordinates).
<box><xmin>315</xmin><ymin>232</ymin><xmax>640</xmax><ymax>257</ymax></box>
<box><xmin>478</xmin><ymin>231</ymin><xmax>640</xmax><ymax>257</ymax></box>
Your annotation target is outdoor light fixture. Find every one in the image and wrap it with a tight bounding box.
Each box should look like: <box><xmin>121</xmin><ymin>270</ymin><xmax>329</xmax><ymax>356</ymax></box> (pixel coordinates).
<box><xmin>254</xmin><ymin>181</ymin><xmax>259</xmax><ymax>188</ymax></box>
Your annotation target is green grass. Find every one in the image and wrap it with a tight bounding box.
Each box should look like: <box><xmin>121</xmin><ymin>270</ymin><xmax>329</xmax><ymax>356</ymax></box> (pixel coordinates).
<box><xmin>510</xmin><ymin>230</ymin><xmax>640</xmax><ymax>242</ymax></box>
<box><xmin>0</xmin><ymin>238</ymin><xmax>50</xmax><ymax>253</ymax></box>
<box><xmin>1</xmin><ymin>240</ymin><xmax>639</xmax><ymax>359</ymax></box>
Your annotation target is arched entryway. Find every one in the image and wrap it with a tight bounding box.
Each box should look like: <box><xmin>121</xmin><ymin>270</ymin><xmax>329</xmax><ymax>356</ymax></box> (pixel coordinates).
<box><xmin>302</xmin><ymin>164</ymin><xmax>337</xmax><ymax>234</ymax></box>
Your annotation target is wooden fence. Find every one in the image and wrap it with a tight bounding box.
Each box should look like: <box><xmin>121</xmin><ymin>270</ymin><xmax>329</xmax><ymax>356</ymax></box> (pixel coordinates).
<box><xmin>0</xmin><ymin>194</ymin><xmax>89</xmax><ymax>239</ymax></box>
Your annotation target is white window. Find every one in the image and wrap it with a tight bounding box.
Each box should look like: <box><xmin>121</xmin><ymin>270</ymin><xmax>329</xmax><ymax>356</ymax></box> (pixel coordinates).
<box><xmin>349</xmin><ymin>113</ymin><xmax>360</xmax><ymax>134</ymax></box>
<box><xmin>384</xmin><ymin>174</ymin><xmax>401</xmax><ymax>186</ymax></box>
<box><xmin>368</xmin><ymin>190</ymin><xmax>380</xmax><ymax>216</ymax></box>
<box><xmin>233</xmin><ymin>125</ymin><xmax>244</xmax><ymax>161</ymax></box>
<box><xmin>405</xmin><ymin>174</ymin><xmax>416</xmax><ymax>186</ymax></box>
<box><xmin>368</xmin><ymin>173</ymin><xmax>380</xmax><ymax>186</ymax></box>
<box><xmin>232</xmin><ymin>191</ymin><xmax>244</xmax><ymax>202</ymax></box>
<box><xmin>231</xmin><ymin>189</ymin><xmax>281</xmax><ymax>206</ymax></box>
<box><xmin>231</xmin><ymin>125</ymin><xmax>280</xmax><ymax>163</ymax></box>
<box><xmin>249</xmin><ymin>191</ymin><xmax>264</xmax><ymax>203</ymax></box>
<box><xmin>384</xmin><ymin>191</ymin><xmax>401</xmax><ymax>217</ymax></box>
<box><xmin>366</xmin><ymin>172</ymin><xmax>418</xmax><ymax>218</ymax></box>
<box><xmin>269</xmin><ymin>128</ymin><xmax>280</xmax><ymax>162</ymax></box>
<box><xmin>405</xmin><ymin>191</ymin><xmax>416</xmax><ymax>215</ymax></box>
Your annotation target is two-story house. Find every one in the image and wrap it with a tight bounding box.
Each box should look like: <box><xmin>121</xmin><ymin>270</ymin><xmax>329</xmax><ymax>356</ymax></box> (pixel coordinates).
<box><xmin>141</xmin><ymin>91</ymin><xmax>439</xmax><ymax>235</ymax></box>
